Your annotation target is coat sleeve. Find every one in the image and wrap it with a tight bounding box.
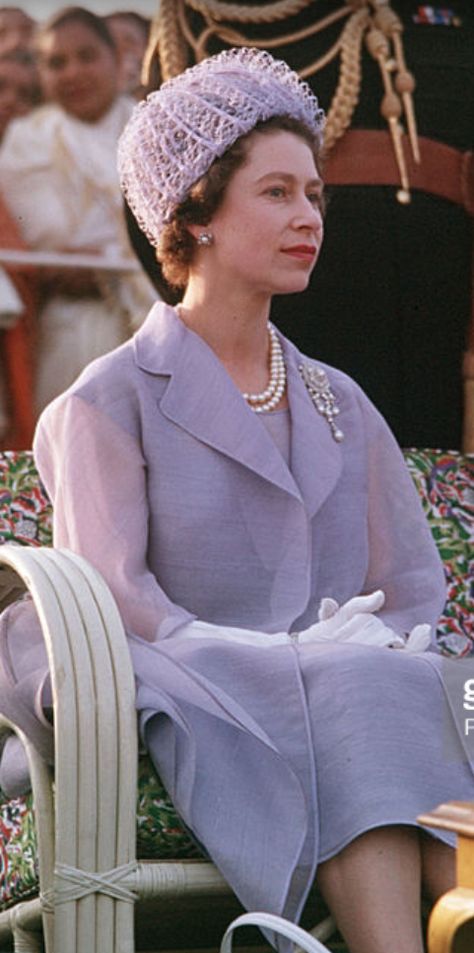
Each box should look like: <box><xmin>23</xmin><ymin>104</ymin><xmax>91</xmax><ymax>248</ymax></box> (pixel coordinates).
<box><xmin>356</xmin><ymin>385</ymin><xmax>447</xmax><ymax>639</ymax></box>
<box><xmin>34</xmin><ymin>392</ymin><xmax>195</xmax><ymax>642</ymax></box>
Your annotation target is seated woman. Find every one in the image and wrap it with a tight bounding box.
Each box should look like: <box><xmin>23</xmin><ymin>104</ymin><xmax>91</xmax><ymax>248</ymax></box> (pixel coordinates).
<box><xmin>1</xmin><ymin>47</ymin><xmax>473</xmax><ymax>953</ymax></box>
<box><xmin>0</xmin><ymin>6</ymin><xmax>155</xmax><ymax>415</ymax></box>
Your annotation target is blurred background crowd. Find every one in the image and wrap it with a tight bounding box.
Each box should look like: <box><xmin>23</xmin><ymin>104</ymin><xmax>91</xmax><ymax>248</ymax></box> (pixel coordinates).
<box><xmin>0</xmin><ymin>4</ymin><xmax>156</xmax><ymax>451</ymax></box>
<box><xmin>0</xmin><ymin>2</ymin><xmax>472</xmax><ymax>456</ymax></box>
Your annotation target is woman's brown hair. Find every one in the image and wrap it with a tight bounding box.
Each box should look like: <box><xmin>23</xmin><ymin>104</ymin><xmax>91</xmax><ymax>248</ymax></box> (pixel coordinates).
<box><xmin>36</xmin><ymin>6</ymin><xmax>117</xmax><ymax>54</ymax></box>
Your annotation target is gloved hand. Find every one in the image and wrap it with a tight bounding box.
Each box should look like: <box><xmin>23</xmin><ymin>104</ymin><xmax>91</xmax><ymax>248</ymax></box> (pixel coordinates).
<box><xmin>396</xmin><ymin>624</ymin><xmax>431</xmax><ymax>654</ymax></box>
<box><xmin>168</xmin><ymin>592</ymin><xmax>431</xmax><ymax>654</ymax></box>
<box><xmin>298</xmin><ymin>590</ymin><xmax>431</xmax><ymax>653</ymax></box>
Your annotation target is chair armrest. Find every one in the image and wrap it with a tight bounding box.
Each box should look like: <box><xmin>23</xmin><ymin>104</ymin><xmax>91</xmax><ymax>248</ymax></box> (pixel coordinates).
<box><xmin>0</xmin><ymin>543</ymin><xmax>138</xmax><ymax>953</ymax></box>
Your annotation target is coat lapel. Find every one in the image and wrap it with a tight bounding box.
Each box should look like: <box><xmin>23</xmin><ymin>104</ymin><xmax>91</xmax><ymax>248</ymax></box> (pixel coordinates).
<box><xmin>134</xmin><ymin>303</ymin><xmax>343</xmax><ymax>515</ymax></box>
<box><xmin>134</xmin><ymin>303</ymin><xmax>302</xmax><ymax>502</ymax></box>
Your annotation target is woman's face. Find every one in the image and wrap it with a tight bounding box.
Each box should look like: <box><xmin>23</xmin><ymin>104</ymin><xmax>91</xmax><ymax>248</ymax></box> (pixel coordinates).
<box><xmin>0</xmin><ymin>11</ymin><xmax>35</xmax><ymax>56</ymax></box>
<box><xmin>38</xmin><ymin>20</ymin><xmax>119</xmax><ymax>123</ymax></box>
<box><xmin>199</xmin><ymin>129</ymin><xmax>324</xmax><ymax>299</ymax></box>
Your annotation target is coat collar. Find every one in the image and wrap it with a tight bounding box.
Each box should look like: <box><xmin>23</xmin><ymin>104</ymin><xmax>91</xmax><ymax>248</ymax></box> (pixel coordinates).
<box><xmin>134</xmin><ymin>302</ymin><xmax>342</xmax><ymax>516</ymax></box>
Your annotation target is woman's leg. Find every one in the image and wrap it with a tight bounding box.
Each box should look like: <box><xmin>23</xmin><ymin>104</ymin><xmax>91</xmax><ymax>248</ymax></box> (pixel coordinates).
<box><xmin>420</xmin><ymin>832</ymin><xmax>456</xmax><ymax>901</ymax></box>
<box><xmin>316</xmin><ymin>826</ymin><xmax>425</xmax><ymax>953</ymax></box>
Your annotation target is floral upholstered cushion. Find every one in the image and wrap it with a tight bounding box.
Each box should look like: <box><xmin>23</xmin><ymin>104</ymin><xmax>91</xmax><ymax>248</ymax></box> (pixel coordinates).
<box><xmin>404</xmin><ymin>450</ymin><xmax>474</xmax><ymax>657</ymax></box>
<box><xmin>0</xmin><ymin>793</ymin><xmax>38</xmax><ymax>908</ymax></box>
<box><xmin>0</xmin><ymin>449</ymin><xmax>473</xmax><ymax>910</ymax></box>
<box><xmin>0</xmin><ymin>451</ymin><xmax>52</xmax><ymax>548</ymax></box>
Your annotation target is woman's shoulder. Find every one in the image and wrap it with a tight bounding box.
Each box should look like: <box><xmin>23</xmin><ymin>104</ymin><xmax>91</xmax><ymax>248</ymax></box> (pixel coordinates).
<box><xmin>35</xmin><ymin>341</ymin><xmax>136</xmax><ymax>447</ymax></box>
<box><xmin>38</xmin><ymin>302</ymin><xmax>173</xmax><ymax>432</ymax></box>
<box><xmin>63</xmin><ymin>337</ymin><xmax>141</xmax><ymax>410</ymax></box>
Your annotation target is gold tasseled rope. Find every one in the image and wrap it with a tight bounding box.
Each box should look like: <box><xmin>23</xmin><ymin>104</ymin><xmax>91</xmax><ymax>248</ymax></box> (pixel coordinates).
<box><xmin>145</xmin><ymin>0</ymin><xmax>420</xmax><ymax>203</ymax></box>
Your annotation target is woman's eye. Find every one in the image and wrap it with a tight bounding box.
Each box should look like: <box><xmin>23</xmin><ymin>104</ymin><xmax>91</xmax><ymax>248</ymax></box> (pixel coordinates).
<box><xmin>267</xmin><ymin>186</ymin><xmax>286</xmax><ymax>198</ymax></box>
<box><xmin>79</xmin><ymin>48</ymin><xmax>98</xmax><ymax>64</ymax></box>
<box><xmin>47</xmin><ymin>55</ymin><xmax>65</xmax><ymax>71</ymax></box>
<box><xmin>307</xmin><ymin>192</ymin><xmax>322</xmax><ymax>206</ymax></box>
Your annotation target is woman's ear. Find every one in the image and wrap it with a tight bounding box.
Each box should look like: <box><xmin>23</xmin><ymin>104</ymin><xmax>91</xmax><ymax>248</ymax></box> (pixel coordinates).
<box><xmin>187</xmin><ymin>223</ymin><xmax>214</xmax><ymax>247</ymax></box>
<box><xmin>186</xmin><ymin>222</ymin><xmax>203</xmax><ymax>241</ymax></box>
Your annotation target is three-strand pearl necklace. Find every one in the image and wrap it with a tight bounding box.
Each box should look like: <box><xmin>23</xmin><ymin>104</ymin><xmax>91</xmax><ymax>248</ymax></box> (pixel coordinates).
<box><xmin>242</xmin><ymin>324</ymin><xmax>286</xmax><ymax>413</ymax></box>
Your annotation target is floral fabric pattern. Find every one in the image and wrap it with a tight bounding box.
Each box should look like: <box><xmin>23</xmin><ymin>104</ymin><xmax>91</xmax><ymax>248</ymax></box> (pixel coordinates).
<box><xmin>0</xmin><ymin>793</ymin><xmax>38</xmax><ymax>908</ymax></box>
<box><xmin>404</xmin><ymin>450</ymin><xmax>474</xmax><ymax>657</ymax></box>
<box><xmin>136</xmin><ymin>755</ymin><xmax>201</xmax><ymax>860</ymax></box>
<box><xmin>0</xmin><ymin>449</ymin><xmax>472</xmax><ymax>910</ymax></box>
<box><xmin>0</xmin><ymin>451</ymin><xmax>52</xmax><ymax>548</ymax></box>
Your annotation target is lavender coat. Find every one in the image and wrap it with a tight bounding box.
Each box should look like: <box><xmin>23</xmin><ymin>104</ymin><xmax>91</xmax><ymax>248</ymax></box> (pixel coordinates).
<box><xmin>2</xmin><ymin>303</ymin><xmax>472</xmax><ymax>927</ymax></box>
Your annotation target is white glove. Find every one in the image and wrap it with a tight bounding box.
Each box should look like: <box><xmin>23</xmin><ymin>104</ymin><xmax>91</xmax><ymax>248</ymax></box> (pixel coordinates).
<box><xmin>168</xmin><ymin>619</ymin><xmax>291</xmax><ymax>647</ymax></box>
<box><xmin>298</xmin><ymin>590</ymin><xmax>431</xmax><ymax>653</ymax></box>
<box><xmin>398</xmin><ymin>624</ymin><xmax>431</xmax><ymax>654</ymax></box>
<box><xmin>168</xmin><ymin>593</ymin><xmax>431</xmax><ymax>654</ymax></box>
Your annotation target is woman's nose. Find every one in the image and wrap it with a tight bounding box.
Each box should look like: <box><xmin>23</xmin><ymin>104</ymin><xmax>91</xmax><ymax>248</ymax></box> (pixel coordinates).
<box><xmin>60</xmin><ymin>57</ymin><xmax>82</xmax><ymax>82</ymax></box>
<box><xmin>293</xmin><ymin>198</ymin><xmax>323</xmax><ymax>232</ymax></box>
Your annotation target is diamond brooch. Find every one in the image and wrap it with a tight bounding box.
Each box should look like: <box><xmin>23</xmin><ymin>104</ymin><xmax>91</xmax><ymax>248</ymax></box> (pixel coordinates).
<box><xmin>299</xmin><ymin>363</ymin><xmax>344</xmax><ymax>442</ymax></box>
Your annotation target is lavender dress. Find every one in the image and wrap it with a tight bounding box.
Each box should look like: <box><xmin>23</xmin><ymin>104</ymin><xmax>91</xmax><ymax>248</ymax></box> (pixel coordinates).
<box><xmin>1</xmin><ymin>303</ymin><xmax>473</xmax><ymax>926</ymax></box>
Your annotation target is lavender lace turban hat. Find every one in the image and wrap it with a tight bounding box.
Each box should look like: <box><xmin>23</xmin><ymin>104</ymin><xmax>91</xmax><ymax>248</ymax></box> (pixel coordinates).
<box><xmin>118</xmin><ymin>46</ymin><xmax>325</xmax><ymax>248</ymax></box>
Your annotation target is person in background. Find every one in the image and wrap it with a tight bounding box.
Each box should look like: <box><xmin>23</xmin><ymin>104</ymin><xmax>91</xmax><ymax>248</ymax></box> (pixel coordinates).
<box><xmin>0</xmin><ymin>6</ymin><xmax>156</xmax><ymax>416</ymax></box>
<box><xmin>104</xmin><ymin>11</ymin><xmax>150</xmax><ymax>99</ymax></box>
<box><xmin>0</xmin><ymin>199</ymin><xmax>37</xmax><ymax>450</ymax></box>
<box><xmin>0</xmin><ymin>7</ymin><xmax>35</xmax><ymax>56</ymax></box>
<box><xmin>0</xmin><ymin>48</ymin><xmax>41</xmax><ymax>449</ymax></box>
<box><xmin>0</xmin><ymin>48</ymin><xmax>40</xmax><ymax>141</ymax></box>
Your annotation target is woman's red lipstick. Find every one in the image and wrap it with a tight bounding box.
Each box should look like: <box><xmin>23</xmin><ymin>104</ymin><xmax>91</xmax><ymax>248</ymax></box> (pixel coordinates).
<box><xmin>281</xmin><ymin>244</ymin><xmax>316</xmax><ymax>260</ymax></box>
